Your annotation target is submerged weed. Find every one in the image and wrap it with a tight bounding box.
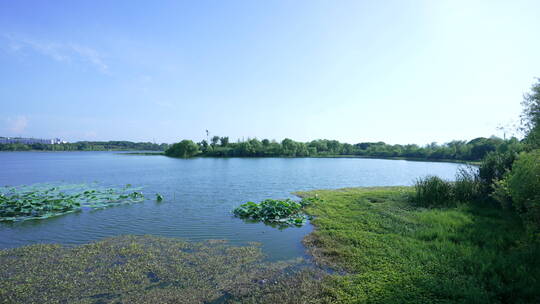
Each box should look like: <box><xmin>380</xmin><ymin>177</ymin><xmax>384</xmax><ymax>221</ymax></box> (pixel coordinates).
<box><xmin>0</xmin><ymin>235</ymin><xmax>331</xmax><ymax>304</ymax></box>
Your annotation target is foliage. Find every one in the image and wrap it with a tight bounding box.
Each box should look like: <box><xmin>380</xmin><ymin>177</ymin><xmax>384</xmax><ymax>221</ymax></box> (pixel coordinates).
<box><xmin>521</xmin><ymin>78</ymin><xmax>540</xmax><ymax>148</ymax></box>
<box><xmin>0</xmin><ymin>235</ymin><xmax>332</xmax><ymax>304</ymax></box>
<box><xmin>412</xmin><ymin>167</ymin><xmax>484</xmax><ymax>208</ymax></box>
<box><xmin>453</xmin><ymin>166</ymin><xmax>482</xmax><ymax>203</ymax></box>
<box><xmin>491</xmin><ymin>176</ymin><xmax>513</xmax><ymax>210</ymax></box>
<box><xmin>478</xmin><ymin>150</ymin><xmax>518</xmax><ymax>194</ymax></box>
<box><xmin>296</xmin><ymin>187</ymin><xmax>540</xmax><ymax>303</ymax></box>
<box><xmin>507</xmin><ymin>150</ymin><xmax>540</xmax><ymax>234</ymax></box>
<box><xmin>233</xmin><ymin>197</ymin><xmax>321</xmax><ymax>227</ymax></box>
<box><xmin>0</xmin><ymin>140</ymin><xmax>168</xmax><ymax>151</ymax></box>
<box><xmin>165</xmin><ymin>139</ymin><xmax>199</xmax><ymax>158</ymax></box>
<box><xmin>164</xmin><ymin>134</ymin><xmax>524</xmax><ymax>161</ymax></box>
<box><xmin>0</xmin><ymin>183</ymin><xmax>145</xmax><ymax>221</ymax></box>
<box><xmin>412</xmin><ymin>176</ymin><xmax>455</xmax><ymax>207</ymax></box>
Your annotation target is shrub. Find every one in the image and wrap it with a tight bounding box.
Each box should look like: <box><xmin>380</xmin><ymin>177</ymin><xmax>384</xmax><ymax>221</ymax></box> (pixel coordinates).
<box><xmin>165</xmin><ymin>140</ymin><xmax>199</xmax><ymax>158</ymax></box>
<box><xmin>412</xmin><ymin>176</ymin><xmax>454</xmax><ymax>207</ymax></box>
<box><xmin>454</xmin><ymin>166</ymin><xmax>481</xmax><ymax>203</ymax></box>
<box><xmin>491</xmin><ymin>176</ymin><xmax>512</xmax><ymax>210</ymax></box>
<box><xmin>507</xmin><ymin>150</ymin><xmax>540</xmax><ymax>233</ymax></box>
<box><xmin>478</xmin><ymin>151</ymin><xmax>518</xmax><ymax>193</ymax></box>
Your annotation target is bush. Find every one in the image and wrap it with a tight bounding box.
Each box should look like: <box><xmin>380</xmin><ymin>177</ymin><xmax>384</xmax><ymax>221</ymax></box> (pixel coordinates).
<box><xmin>454</xmin><ymin>166</ymin><xmax>481</xmax><ymax>202</ymax></box>
<box><xmin>478</xmin><ymin>151</ymin><xmax>518</xmax><ymax>193</ymax></box>
<box><xmin>165</xmin><ymin>140</ymin><xmax>199</xmax><ymax>158</ymax></box>
<box><xmin>413</xmin><ymin>168</ymin><xmax>483</xmax><ymax>208</ymax></box>
<box><xmin>491</xmin><ymin>176</ymin><xmax>513</xmax><ymax>210</ymax></box>
<box><xmin>412</xmin><ymin>176</ymin><xmax>454</xmax><ymax>207</ymax></box>
<box><xmin>507</xmin><ymin>150</ymin><xmax>540</xmax><ymax>233</ymax></box>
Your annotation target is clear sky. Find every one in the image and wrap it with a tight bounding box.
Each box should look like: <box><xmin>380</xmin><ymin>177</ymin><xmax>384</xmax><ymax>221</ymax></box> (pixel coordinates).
<box><xmin>1</xmin><ymin>0</ymin><xmax>539</xmax><ymax>144</ymax></box>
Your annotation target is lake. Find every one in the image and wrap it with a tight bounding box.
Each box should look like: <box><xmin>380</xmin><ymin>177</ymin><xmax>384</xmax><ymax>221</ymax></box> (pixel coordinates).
<box><xmin>0</xmin><ymin>152</ymin><xmax>464</xmax><ymax>260</ymax></box>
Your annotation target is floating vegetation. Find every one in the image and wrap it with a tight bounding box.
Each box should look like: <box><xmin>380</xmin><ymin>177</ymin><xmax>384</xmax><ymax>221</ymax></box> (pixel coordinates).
<box><xmin>0</xmin><ymin>183</ymin><xmax>145</xmax><ymax>222</ymax></box>
<box><xmin>156</xmin><ymin>193</ymin><xmax>164</xmax><ymax>202</ymax></box>
<box><xmin>0</xmin><ymin>235</ymin><xmax>330</xmax><ymax>304</ymax></box>
<box><xmin>233</xmin><ymin>197</ymin><xmax>322</xmax><ymax>227</ymax></box>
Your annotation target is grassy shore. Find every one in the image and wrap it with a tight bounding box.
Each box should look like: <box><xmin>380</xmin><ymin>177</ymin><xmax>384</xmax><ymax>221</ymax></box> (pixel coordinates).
<box><xmin>296</xmin><ymin>187</ymin><xmax>540</xmax><ymax>303</ymax></box>
<box><xmin>1</xmin><ymin>187</ymin><xmax>538</xmax><ymax>303</ymax></box>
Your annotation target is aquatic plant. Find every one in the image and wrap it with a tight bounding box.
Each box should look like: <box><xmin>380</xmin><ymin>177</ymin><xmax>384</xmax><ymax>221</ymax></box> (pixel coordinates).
<box><xmin>0</xmin><ymin>183</ymin><xmax>145</xmax><ymax>222</ymax></box>
<box><xmin>156</xmin><ymin>193</ymin><xmax>164</xmax><ymax>202</ymax></box>
<box><xmin>233</xmin><ymin>197</ymin><xmax>321</xmax><ymax>227</ymax></box>
<box><xmin>0</xmin><ymin>235</ymin><xmax>330</xmax><ymax>304</ymax></box>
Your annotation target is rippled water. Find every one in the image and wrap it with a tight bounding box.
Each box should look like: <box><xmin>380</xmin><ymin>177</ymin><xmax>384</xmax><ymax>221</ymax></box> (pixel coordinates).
<box><xmin>0</xmin><ymin>152</ymin><xmax>463</xmax><ymax>260</ymax></box>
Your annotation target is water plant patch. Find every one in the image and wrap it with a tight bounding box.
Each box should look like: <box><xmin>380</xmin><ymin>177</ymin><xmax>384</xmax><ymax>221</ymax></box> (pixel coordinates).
<box><xmin>0</xmin><ymin>183</ymin><xmax>146</xmax><ymax>222</ymax></box>
<box><xmin>233</xmin><ymin>196</ymin><xmax>322</xmax><ymax>227</ymax></box>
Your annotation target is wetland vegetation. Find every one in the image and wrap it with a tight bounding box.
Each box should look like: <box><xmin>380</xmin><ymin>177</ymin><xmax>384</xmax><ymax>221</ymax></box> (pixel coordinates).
<box><xmin>1</xmin><ymin>79</ymin><xmax>539</xmax><ymax>303</ymax></box>
<box><xmin>233</xmin><ymin>197</ymin><xmax>321</xmax><ymax>227</ymax></box>
<box><xmin>0</xmin><ymin>183</ymin><xmax>145</xmax><ymax>221</ymax></box>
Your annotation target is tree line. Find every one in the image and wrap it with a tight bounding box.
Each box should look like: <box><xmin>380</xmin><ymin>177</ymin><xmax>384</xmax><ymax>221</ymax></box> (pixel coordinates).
<box><xmin>0</xmin><ymin>141</ymin><xmax>168</xmax><ymax>152</ymax></box>
<box><xmin>165</xmin><ymin>135</ymin><xmax>522</xmax><ymax>161</ymax></box>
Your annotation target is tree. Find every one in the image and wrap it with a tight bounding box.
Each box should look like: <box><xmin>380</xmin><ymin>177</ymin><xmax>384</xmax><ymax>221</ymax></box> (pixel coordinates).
<box><xmin>198</xmin><ymin>140</ymin><xmax>209</xmax><ymax>152</ymax></box>
<box><xmin>219</xmin><ymin>137</ymin><xmax>229</xmax><ymax>147</ymax></box>
<box><xmin>211</xmin><ymin>136</ymin><xmax>220</xmax><ymax>148</ymax></box>
<box><xmin>165</xmin><ymin>140</ymin><xmax>199</xmax><ymax>158</ymax></box>
<box><xmin>521</xmin><ymin>78</ymin><xmax>540</xmax><ymax>148</ymax></box>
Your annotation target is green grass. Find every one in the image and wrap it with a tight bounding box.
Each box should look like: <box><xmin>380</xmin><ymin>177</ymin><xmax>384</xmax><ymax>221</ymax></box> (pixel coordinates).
<box><xmin>296</xmin><ymin>187</ymin><xmax>540</xmax><ymax>303</ymax></box>
<box><xmin>2</xmin><ymin>187</ymin><xmax>538</xmax><ymax>303</ymax></box>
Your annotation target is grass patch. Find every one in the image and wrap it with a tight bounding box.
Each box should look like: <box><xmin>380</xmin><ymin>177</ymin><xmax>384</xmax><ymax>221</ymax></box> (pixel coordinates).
<box><xmin>296</xmin><ymin>187</ymin><xmax>540</xmax><ymax>303</ymax></box>
<box><xmin>0</xmin><ymin>183</ymin><xmax>145</xmax><ymax>222</ymax></box>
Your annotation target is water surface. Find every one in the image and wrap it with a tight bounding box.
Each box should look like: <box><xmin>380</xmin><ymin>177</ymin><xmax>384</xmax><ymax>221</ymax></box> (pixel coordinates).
<box><xmin>0</xmin><ymin>152</ymin><xmax>463</xmax><ymax>260</ymax></box>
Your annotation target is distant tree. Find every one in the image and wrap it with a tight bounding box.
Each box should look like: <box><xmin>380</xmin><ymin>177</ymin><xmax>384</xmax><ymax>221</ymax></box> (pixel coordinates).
<box><xmin>219</xmin><ymin>136</ymin><xmax>229</xmax><ymax>147</ymax></box>
<box><xmin>281</xmin><ymin>138</ymin><xmax>297</xmax><ymax>156</ymax></box>
<box><xmin>261</xmin><ymin>139</ymin><xmax>270</xmax><ymax>147</ymax></box>
<box><xmin>211</xmin><ymin>136</ymin><xmax>220</xmax><ymax>148</ymax></box>
<box><xmin>165</xmin><ymin>140</ymin><xmax>199</xmax><ymax>158</ymax></box>
<box><xmin>198</xmin><ymin>140</ymin><xmax>209</xmax><ymax>152</ymax></box>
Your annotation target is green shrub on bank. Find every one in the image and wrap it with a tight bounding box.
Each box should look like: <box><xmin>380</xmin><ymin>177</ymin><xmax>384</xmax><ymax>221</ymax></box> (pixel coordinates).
<box><xmin>454</xmin><ymin>166</ymin><xmax>482</xmax><ymax>202</ymax></box>
<box><xmin>412</xmin><ymin>176</ymin><xmax>454</xmax><ymax>207</ymax></box>
<box><xmin>478</xmin><ymin>151</ymin><xmax>518</xmax><ymax>194</ymax></box>
<box><xmin>507</xmin><ymin>150</ymin><xmax>540</xmax><ymax>234</ymax></box>
<box><xmin>412</xmin><ymin>167</ymin><xmax>482</xmax><ymax>208</ymax></box>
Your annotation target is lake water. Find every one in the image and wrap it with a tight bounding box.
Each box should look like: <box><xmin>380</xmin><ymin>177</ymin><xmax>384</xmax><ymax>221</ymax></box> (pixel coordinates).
<box><xmin>0</xmin><ymin>152</ymin><xmax>464</xmax><ymax>260</ymax></box>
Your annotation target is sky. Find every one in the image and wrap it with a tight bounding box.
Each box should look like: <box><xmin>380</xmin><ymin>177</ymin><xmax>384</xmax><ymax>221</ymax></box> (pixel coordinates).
<box><xmin>1</xmin><ymin>0</ymin><xmax>539</xmax><ymax>145</ymax></box>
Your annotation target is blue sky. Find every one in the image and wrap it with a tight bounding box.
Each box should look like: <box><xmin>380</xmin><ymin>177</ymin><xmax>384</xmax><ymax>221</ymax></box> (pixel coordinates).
<box><xmin>1</xmin><ymin>0</ymin><xmax>539</xmax><ymax>144</ymax></box>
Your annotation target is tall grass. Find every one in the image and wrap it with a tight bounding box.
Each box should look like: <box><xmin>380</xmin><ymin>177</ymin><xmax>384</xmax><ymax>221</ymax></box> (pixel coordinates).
<box><xmin>413</xmin><ymin>176</ymin><xmax>454</xmax><ymax>207</ymax></box>
<box><xmin>412</xmin><ymin>166</ymin><xmax>481</xmax><ymax>208</ymax></box>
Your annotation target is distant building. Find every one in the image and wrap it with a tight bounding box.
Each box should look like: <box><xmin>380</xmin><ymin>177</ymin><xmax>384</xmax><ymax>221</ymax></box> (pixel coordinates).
<box><xmin>0</xmin><ymin>137</ymin><xmax>67</xmax><ymax>145</ymax></box>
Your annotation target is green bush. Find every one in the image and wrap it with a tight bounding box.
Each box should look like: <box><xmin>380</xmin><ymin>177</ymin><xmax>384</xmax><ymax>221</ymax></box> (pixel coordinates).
<box><xmin>507</xmin><ymin>150</ymin><xmax>540</xmax><ymax>233</ymax></box>
<box><xmin>478</xmin><ymin>151</ymin><xmax>517</xmax><ymax>193</ymax></box>
<box><xmin>491</xmin><ymin>176</ymin><xmax>513</xmax><ymax>210</ymax></box>
<box><xmin>454</xmin><ymin>166</ymin><xmax>481</xmax><ymax>202</ymax></box>
<box><xmin>413</xmin><ymin>168</ymin><xmax>483</xmax><ymax>208</ymax></box>
<box><xmin>412</xmin><ymin>176</ymin><xmax>454</xmax><ymax>207</ymax></box>
<box><xmin>165</xmin><ymin>140</ymin><xmax>199</xmax><ymax>158</ymax></box>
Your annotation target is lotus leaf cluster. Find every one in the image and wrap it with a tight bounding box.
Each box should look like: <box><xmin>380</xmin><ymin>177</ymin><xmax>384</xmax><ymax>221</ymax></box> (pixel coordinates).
<box><xmin>233</xmin><ymin>197</ymin><xmax>322</xmax><ymax>227</ymax></box>
<box><xmin>0</xmin><ymin>183</ymin><xmax>145</xmax><ymax>222</ymax></box>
